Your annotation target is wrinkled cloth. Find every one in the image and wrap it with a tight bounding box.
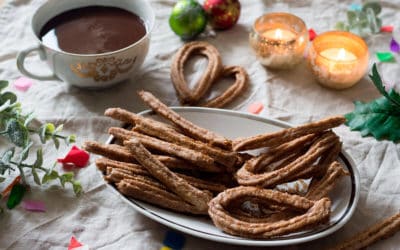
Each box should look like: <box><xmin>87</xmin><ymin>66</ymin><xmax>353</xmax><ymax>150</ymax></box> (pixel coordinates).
<box><xmin>1</xmin><ymin>0</ymin><xmax>400</xmax><ymax>249</ymax></box>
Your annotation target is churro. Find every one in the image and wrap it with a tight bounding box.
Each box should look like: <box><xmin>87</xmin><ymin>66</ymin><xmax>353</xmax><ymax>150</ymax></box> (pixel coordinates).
<box><xmin>171</xmin><ymin>41</ymin><xmax>223</xmax><ymax>105</ymax></box>
<box><xmin>329</xmin><ymin>212</ymin><xmax>400</xmax><ymax>250</ymax></box>
<box><xmin>125</xmin><ymin>138</ymin><xmax>212</xmax><ymax>212</ymax></box>
<box><xmin>202</xmin><ymin>65</ymin><xmax>249</xmax><ymax>108</ymax></box>
<box><xmin>138</xmin><ymin>90</ymin><xmax>232</xmax><ymax>149</ymax></box>
<box><xmin>208</xmin><ymin>186</ymin><xmax>331</xmax><ymax>238</ymax></box>
<box><xmin>232</xmin><ymin>116</ymin><xmax>346</xmax><ymax>151</ymax></box>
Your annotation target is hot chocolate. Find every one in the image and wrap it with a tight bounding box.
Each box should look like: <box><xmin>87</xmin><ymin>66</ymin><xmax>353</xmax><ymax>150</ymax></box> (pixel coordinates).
<box><xmin>40</xmin><ymin>6</ymin><xmax>146</xmax><ymax>54</ymax></box>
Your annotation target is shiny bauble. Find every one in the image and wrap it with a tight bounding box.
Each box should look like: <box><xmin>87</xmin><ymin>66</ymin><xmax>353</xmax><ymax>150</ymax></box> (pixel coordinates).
<box><xmin>203</xmin><ymin>0</ymin><xmax>241</xmax><ymax>30</ymax></box>
<box><xmin>169</xmin><ymin>0</ymin><xmax>207</xmax><ymax>40</ymax></box>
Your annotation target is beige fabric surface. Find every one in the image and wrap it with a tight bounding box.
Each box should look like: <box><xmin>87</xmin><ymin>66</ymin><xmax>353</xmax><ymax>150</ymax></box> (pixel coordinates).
<box><xmin>0</xmin><ymin>0</ymin><xmax>400</xmax><ymax>249</ymax></box>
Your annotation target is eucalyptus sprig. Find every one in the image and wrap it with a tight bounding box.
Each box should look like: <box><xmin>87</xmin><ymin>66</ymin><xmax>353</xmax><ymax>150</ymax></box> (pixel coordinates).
<box><xmin>335</xmin><ymin>2</ymin><xmax>382</xmax><ymax>37</ymax></box>
<box><xmin>0</xmin><ymin>80</ymin><xmax>82</xmax><ymax>197</ymax></box>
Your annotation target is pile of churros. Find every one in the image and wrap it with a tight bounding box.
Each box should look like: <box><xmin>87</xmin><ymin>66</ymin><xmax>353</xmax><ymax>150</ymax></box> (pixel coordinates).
<box><xmin>83</xmin><ymin>90</ymin><xmax>400</xmax><ymax>247</ymax></box>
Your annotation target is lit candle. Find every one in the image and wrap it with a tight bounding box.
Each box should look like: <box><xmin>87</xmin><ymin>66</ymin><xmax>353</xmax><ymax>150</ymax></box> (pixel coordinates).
<box><xmin>308</xmin><ymin>31</ymin><xmax>369</xmax><ymax>89</ymax></box>
<box><xmin>262</xmin><ymin>28</ymin><xmax>297</xmax><ymax>43</ymax></box>
<box><xmin>320</xmin><ymin>48</ymin><xmax>357</xmax><ymax>62</ymax></box>
<box><xmin>249</xmin><ymin>13</ymin><xmax>308</xmax><ymax>69</ymax></box>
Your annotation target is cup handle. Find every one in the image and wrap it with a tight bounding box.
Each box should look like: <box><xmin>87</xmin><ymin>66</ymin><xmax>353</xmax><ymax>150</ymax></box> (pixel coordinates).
<box><xmin>16</xmin><ymin>45</ymin><xmax>59</xmax><ymax>81</ymax></box>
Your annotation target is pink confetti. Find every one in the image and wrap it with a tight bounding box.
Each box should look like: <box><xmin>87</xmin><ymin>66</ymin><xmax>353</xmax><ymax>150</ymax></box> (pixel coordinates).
<box><xmin>381</xmin><ymin>25</ymin><xmax>394</xmax><ymax>33</ymax></box>
<box><xmin>22</xmin><ymin>200</ymin><xmax>46</xmax><ymax>212</ymax></box>
<box><xmin>58</xmin><ymin>146</ymin><xmax>90</xmax><ymax>168</ymax></box>
<box><xmin>390</xmin><ymin>38</ymin><xmax>400</xmax><ymax>53</ymax></box>
<box><xmin>68</xmin><ymin>236</ymin><xmax>83</xmax><ymax>250</ymax></box>
<box><xmin>247</xmin><ymin>102</ymin><xmax>264</xmax><ymax>114</ymax></box>
<box><xmin>13</xmin><ymin>77</ymin><xmax>33</xmax><ymax>92</ymax></box>
<box><xmin>308</xmin><ymin>29</ymin><xmax>317</xmax><ymax>41</ymax></box>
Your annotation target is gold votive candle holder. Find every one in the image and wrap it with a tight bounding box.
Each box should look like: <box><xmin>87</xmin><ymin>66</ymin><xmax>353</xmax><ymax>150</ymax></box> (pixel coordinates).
<box><xmin>308</xmin><ymin>31</ymin><xmax>369</xmax><ymax>89</ymax></box>
<box><xmin>249</xmin><ymin>12</ymin><xmax>308</xmax><ymax>69</ymax></box>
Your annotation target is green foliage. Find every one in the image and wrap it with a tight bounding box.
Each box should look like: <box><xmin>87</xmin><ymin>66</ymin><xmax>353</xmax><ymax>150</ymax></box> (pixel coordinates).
<box><xmin>0</xmin><ymin>81</ymin><xmax>82</xmax><ymax>198</ymax></box>
<box><xmin>6</xmin><ymin>184</ymin><xmax>25</xmax><ymax>209</ymax></box>
<box><xmin>335</xmin><ymin>2</ymin><xmax>382</xmax><ymax>37</ymax></box>
<box><xmin>345</xmin><ymin>64</ymin><xmax>400</xmax><ymax>141</ymax></box>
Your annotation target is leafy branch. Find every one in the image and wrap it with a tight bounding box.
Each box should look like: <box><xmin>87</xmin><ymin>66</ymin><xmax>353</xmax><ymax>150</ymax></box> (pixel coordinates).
<box><xmin>335</xmin><ymin>2</ymin><xmax>382</xmax><ymax>37</ymax></box>
<box><xmin>0</xmin><ymin>80</ymin><xmax>82</xmax><ymax>199</ymax></box>
<box><xmin>345</xmin><ymin>64</ymin><xmax>400</xmax><ymax>141</ymax></box>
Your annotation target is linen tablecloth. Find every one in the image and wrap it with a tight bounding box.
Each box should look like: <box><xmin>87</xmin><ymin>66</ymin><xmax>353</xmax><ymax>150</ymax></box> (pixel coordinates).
<box><xmin>1</xmin><ymin>0</ymin><xmax>400</xmax><ymax>249</ymax></box>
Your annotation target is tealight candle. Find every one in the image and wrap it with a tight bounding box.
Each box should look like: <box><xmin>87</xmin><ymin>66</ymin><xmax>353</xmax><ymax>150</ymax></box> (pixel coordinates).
<box><xmin>249</xmin><ymin>13</ymin><xmax>308</xmax><ymax>69</ymax></box>
<box><xmin>308</xmin><ymin>31</ymin><xmax>369</xmax><ymax>89</ymax></box>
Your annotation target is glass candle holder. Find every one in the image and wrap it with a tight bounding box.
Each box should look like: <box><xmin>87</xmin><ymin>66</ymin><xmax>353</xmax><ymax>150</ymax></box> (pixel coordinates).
<box><xmin>249</xmin><ymin>12</ymin><xmax>308</xmax><ymax>69</ymax></box>
<box><xmin>308</xmin><ymin>31</ymin><xmax>369</xmax><ymax>89</ymax></box>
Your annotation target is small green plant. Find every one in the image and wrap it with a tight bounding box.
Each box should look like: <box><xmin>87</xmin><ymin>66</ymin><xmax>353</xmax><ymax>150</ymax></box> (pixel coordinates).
<box><xmin>0</xmin><ymin>80</ymin><xmax>81</xmax><ymax>204</ymax></box>
<box><xmin>345</xmin><ymin>64</ymin><xmax>400</xmax><ymax>141</ymax></box>
<box><xmin>335</xmin><ymin>2</ymin><xmax>382</xmax><ymax>37</ymax></box>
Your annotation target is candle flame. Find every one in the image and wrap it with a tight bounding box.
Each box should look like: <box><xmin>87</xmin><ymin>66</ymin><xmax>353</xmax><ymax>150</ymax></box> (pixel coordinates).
<box><xmin>337</xmin><ymin>48</ymin><xmax>347</xmax><ymax>60</ymax></box>
<box><xmin>275</xmin><ymin>29</ymin><xmax>283</xmax><ymax>39</ymax></box>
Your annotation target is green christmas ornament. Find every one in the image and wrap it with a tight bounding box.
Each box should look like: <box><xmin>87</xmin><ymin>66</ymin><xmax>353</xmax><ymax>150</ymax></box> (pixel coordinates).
<box><xmin>169</xmin><ymin>0</ymin><xmax>207</xmax><ymax>40</ymax></box>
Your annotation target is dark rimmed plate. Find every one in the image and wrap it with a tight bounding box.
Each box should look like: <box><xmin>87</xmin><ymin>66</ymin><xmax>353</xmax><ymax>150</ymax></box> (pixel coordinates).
<box><xmin>106</xmin><ymin>107</ymin><xmax>360</xmax><ymax>246</ymax></box>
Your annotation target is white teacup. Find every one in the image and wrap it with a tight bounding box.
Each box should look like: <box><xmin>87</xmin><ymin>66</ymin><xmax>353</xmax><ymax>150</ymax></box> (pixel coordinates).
<box><xmin>17</xmin><ymin>0</ymin><xmax>155</xmax><ymax>89</ymax></box>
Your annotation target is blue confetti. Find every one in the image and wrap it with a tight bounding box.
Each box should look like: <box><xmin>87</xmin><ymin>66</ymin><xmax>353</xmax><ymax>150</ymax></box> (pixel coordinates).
<box><xmin>163</xmin><ymin>230</ymin><xmax>186</xmax><ymax>250</ymax></box>
<box><xmin>348</xmin><ymin>3</ymin><xmax>362</xmax><ymax>12</ymax></box>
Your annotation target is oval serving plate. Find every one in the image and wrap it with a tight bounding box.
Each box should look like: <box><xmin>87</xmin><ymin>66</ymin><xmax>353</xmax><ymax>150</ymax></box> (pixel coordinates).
<box><xmin>105</xmin><ymin>107</ymin><xmax>360</xmax><ymax>247</ymax></box>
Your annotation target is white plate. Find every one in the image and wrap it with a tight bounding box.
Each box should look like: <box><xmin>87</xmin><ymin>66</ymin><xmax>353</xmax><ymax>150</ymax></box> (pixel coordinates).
<box><xmin>106</xmin><ymin>107</ymin><xmax>360</xmax><ymax>246</ymax></box>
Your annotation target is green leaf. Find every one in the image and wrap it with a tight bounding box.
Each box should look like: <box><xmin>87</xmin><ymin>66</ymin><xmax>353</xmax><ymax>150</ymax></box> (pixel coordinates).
<box><xmin>6</xmin><ymin>184</ymin><xmax>25</xmax><ymax>209</ymax></box>
<box><xmin>363</xmin><ymin>2</ymin><xmax>381</xmax><ymax>15</ymax></box>
<box><xmin>1</xmin><ymin>92</ymin><xmax>17</xmax><ymax>104</ymax></box>
<box><xmin>31</xmin><ymin>167</ymin><xmax>41</xmax><ymax>185</ymax></box>
<box><xmin>34</xmin><ymin>148</ymin><xmax>43</xmax><ymax>168</ymax></box>
<box><xmin>67</xmin><ymin>135</ymin><xmax>76</xmax><ymax>144</ymax></box>
<box><xmin>0</xmin><ymin>148</ymin><xmax>15</xmax><ymax>174</ymax></box>
<box><xmin>42</xmin><ymin>170</ymin><xmax>59</xmax><ymax>184</ymax></box>
<box><xmin>0</xmin><ymin>176</ymin><xmax>5</xmax><ymax>183</ymax></box>
<box><xmin>5</xmin><ymin>119</ymin><xmax>29</xmax><ymax>147</ymax></box>
<box><xmin>0</xmin><ymin>80</ymin><xmax>8</xmax><ymax>92</ymax></box>
<box><xmin>335</xmin><ymin>21</ymin><xmax>347</xmax><ymax>31</ymax></box>
<box><xmin>23</xmin><ymin>112</ymin><xmax>35</xmax><ymax>127</ymax></box>
<box><xmin>59</xmin><ymin>172</ymin><xmax>74</xmax><ymax>187</ymax></box>
<box><xmin>53</xmin><ymin>137</ymin><xmax>60</xmax><ymax>149</ymax></box>
<box><xmin>1</xmin><ymin>148</ymin><xmax>14</xmax><ymax>164</ymax></box>
<box><xmin>345</xmin><ymin>97</ymin><xmax>400</xmax><ymax>141</ymax></box>
<box><xmin>20</xmin><ymin>142</ymin><xmax>33</xmax><ymax>162</ymax></box>
<box><xmin>369</xmin><ymin>64</ymin><xmax>400</xmax><ymax>108</ymax></box>
<box><xmin>45</xmin><ymin>123</ymin><xmax>55</xmax><ymax>134</ymax></box>
<box><xmin>31</xmin><ymin>148</ymin><xmax>43</xmax><ymax>185</ymax></box>
<box><xmin>0</xmin><ymin>100</ymin><xmax>11</xmax><ymax>113</ymax></box>
<box><xmin>72</xmin><ymin>181</ymin><xmax>82</xmax><ymax>196</ymax></box>
<box><xmin>55</xmin><ymin>124</ymin><xmax>63</xmax><ymax>133</ymax></box>
<box><xmin>39</xmin><ymin>123</ymin><xmax>55</xmax><ymax>143</ymax></box>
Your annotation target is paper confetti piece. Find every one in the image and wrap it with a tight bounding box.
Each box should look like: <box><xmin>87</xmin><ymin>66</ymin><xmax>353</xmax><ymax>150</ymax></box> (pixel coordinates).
<box><xmin>6</xmin><ymin>184</ymin><xmax>25</xmax><ymax>209</ymax></box>
<box><xmin>160</xmin><ymin>247</ymin><xmax>172</xmax><ymax>250</ymax></box>
<box><xmin>308</xmin><ymin>28</ymin><xmax>317</xmax><ymax>41</ymax></box>
<box><xmin>58</xmin><ymin>146</ymin><xmax>90</xmax><ymax>168</ymax></box>
<box><xmin>22</xmin><ymin>200</ymin><xmax>46</xmax><ymax>212</ymax></box>
<box><xmin>1</xmin><ymin>176</ymin><xmax>21</xmax><ymax>198</ymax></box>
<box><xmin>12</xmin><ymin>77</ymin><xmax>33</xmax><ymax>92</ymax></box>
<box><xmin>247</xmin><ymin>102</ymin><xmax>264</xmax><ymax>114</ymax></box>
<box><xmin>380</xmin><ymin>25</ymin><xmax>394</xmax><ymax>33</ymax></box>
<box><xmin>376</xmin><ymin>52</ymin><xmax>395</xmax><ymax>62</ymax></box>
<box><xmin>390</xmin><ymin>38</ymin><xmax>400</xmax><ymax>53</ymax></box>
<box><xmin>163</xmin><ymin>230</ymin><xmax>185</xmax><ymax>250</ymax></box>
<box><xmin>68</xmin><ymin>236</ymin><xmax>83</xmax><ymax>250</ymax></box>
<box><xmin>348</xmin><ymin>3</ymin><xmax>362</xmax><ymax>11</ymax></box>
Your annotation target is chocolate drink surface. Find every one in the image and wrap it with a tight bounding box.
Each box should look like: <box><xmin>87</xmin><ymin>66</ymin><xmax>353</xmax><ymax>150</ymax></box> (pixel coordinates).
<box><xmin>40</xmin><ymin>6</ymin><xmax>146</xmax><ymax>54</ymax></box>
